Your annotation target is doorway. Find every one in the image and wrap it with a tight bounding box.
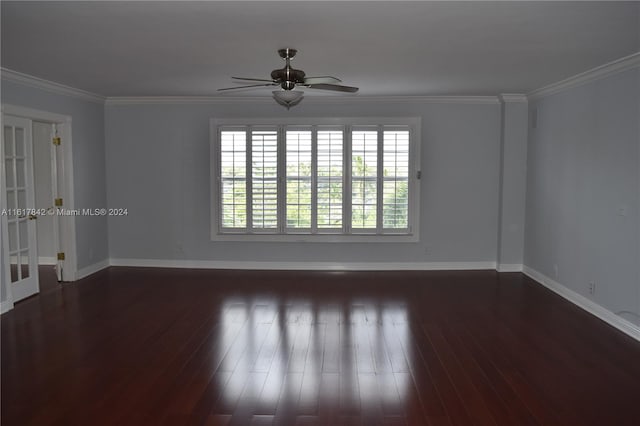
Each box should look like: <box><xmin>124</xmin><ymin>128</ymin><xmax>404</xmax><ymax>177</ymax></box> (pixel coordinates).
<box><xmin>1</xmin><ymin>105</ymin><xmax>77</xmax><ymax>311</ymax></box>
<box><xmin>32</xmin><ymin>121</ymin><xmax>61</xmax><ymax>291</ymax></box>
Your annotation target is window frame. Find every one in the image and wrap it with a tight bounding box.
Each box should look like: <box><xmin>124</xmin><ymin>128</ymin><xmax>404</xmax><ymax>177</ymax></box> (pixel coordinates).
<box><xmin>210</xmin><ymin>117</ymin><xmax>421</xmax><ymax>243</ymax></box>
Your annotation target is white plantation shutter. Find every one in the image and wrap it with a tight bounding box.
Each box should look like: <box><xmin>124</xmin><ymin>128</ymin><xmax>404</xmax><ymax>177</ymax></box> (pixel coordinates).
<box><xmin>316</xmin><ymin>130</ymin><xmax>343</xmax><ymax>229</ymax></box>
<box><xmin>351</xmin><ymin>129</ymin><xmax>378</xmax><ymax>229</ymax></box>
<box><xmin>220</xmin><ymin>131</ymin><xmax>247</xmax><ymax>228</ymax></box>
<box><xmin>286</xmin><ymin>130</ymin><xmax>312</xmax><ymax>229</ymax></box>
<box><xmin>251</xmin><ymin>130</ymin><xmax>278</xmax><ymax>229</ymax></box>
<box><xmin>382</xmin><ymin>130</ymin><xmax>410</xmax><ymax>229</ymax></box>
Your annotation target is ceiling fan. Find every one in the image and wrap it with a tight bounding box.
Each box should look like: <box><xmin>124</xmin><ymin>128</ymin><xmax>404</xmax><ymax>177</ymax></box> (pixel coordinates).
<box><xmin>218</xmin><ymin>48</ymin><xmax>359</xmax><ymax>108</ymax></box>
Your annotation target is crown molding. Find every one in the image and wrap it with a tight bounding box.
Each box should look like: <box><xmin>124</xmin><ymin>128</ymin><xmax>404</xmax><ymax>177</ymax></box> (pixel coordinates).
<box><xmin>1</xmin><ymin>67</ymin><xmax>106</xmax><ymax>104</ymax></box>
<box><xmin>105</xmin><ymin>95</ymin><xmax>500</xmax><ymax>106</ymax></box>
<box><xmin>499</xmin><ymin>93</ymin><xmax>528</xmax><ymax>103</ymax></box>
<box><xmin>106</xmin><ymin>96</ymin><xmax>272</xmax><ymax>105</ymax></box>
<box><xmin>0</xmin><ymin>67</ymin><xmax>499</xmax><ymax>106</ymax></box>
<box><xmin>528</xmin><ymin>52</ymin><xmax>640</xmax><ymax>101</ymax></box>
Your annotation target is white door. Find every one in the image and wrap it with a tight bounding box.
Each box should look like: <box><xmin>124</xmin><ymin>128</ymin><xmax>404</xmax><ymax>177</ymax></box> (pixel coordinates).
<box><xmin>2</xmin><ymin>115</ymin><xmax>39</xmax><ymax>301</ymax></box>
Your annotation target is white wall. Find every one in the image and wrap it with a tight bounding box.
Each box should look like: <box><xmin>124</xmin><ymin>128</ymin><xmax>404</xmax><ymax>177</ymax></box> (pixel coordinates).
<box><xmin>1</xmin><ymin>79</ymin><xmax>109</xmax><ymax>271</ymax></box>
<box><xmin>524</xmin><ymin>67</ymin><xmax>640</xmax><ymax>323</ymax></box>
<box><xmin>105</xmin><ymin>99</ymin><xmax>502</xmax><ymax>265</ymax></box>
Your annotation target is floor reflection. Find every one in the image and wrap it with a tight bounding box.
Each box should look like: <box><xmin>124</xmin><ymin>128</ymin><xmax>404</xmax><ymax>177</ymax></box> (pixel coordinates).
<box><xmin>215</xmin><ymin>298</ymin><xmax>410</xmax><ymax>416</ymax></box>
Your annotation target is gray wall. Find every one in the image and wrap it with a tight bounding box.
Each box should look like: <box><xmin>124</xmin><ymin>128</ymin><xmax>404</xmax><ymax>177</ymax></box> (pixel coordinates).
<box><xmin>497</xmin><ymin>99</ymin><xmax>528</xmax><ymax>268</ymax></box>
<box><xmin>1</xmin><ymin>79</ymin><xmax>109</xmax><ymax>270</ymax></box>
<box><xmin>105</xmin><ymin>100</ymin><xmax>501</xmax><ymax>263</ymax></box>
<box><xmin>524</xmin><ymin>68</ymin><xmax>640</xmax><ymax>320</ymax></box>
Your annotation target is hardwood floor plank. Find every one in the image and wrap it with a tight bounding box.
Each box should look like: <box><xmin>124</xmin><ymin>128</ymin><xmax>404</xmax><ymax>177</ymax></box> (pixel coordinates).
<box><xmin>187</xmin><ymin>371</ymin><xmax>232</xmax><ymax>426</ymax></box>
<box><xmin>251</xmin><ymin>415</ymin><xmax>275</xmax><ymax>425</ymax></box>
<box><xmin>388</xmin><ymin>321</ymin><xmax>449</xmax><ymax>425</ymax></box>
<box><xmin>406</xmin><ymin>321</ymin><xmax>470</xmax><ymax>425</ymax></box>
<box><xmin>228</xmin><ymin>372</ymin><xmax>269</xmax><ymax>425</ymax></box>
<box><xmin>448</xmin><ymin>320</ymin><xmax>540</xmax><ymax>425</ymax></box>
<box><xmin>464</xmin><ymin>311</ymin><xmax>570</xmax><ymax>426</ymax></box>
<box><xmin>297</xmin><ymin>320</ymin><xmax>324</xmax><ymax>415</ymax></box>
<box><xmin>375</xmin><ymin>373</ymin><xmax>403</xmax><ymax>417</ymax></box>
<box><xmin>316</xmin><ymin>373</ymin><xmax>340</xmax><ymax>425</ymax></box>
<box><xmin>439</xmin><ymin>321</ymin><xmax>525</xmax><ymax>425</ymax></box>
<box><xmin>273</xmin><ymin>372</ymin><xmax>304</xmax><ymax>426</ymax></box>
<box><xmin>358</xmin><ymin>372</ymin><xmax>384</xmax><ymax>425</ymax></box>
<box><xmin>253</xmin><ymin>310</ymin><xmax>286</xmax><ymax>373</ymax></box>
<box><xmin>425</xmin><ymin>323</ymin><xmax>500</xmax><ymax>425</ymax></box>
<box><xmin>321</xmin><ymin>322</ymin><xmax>341</xmax><ymax>373</ymax></box>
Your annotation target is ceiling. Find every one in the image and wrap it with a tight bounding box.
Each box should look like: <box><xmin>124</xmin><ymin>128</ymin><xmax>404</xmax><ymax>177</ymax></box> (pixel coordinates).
<box><xmin>2</xmin><ymin>1</ymin><xmax>639</xmax><ymax>97</ymax></box>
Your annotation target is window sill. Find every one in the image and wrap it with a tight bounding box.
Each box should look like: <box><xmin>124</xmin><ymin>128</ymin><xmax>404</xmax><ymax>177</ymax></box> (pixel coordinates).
<box><xmin>210</xmin><ymin>233</ymin><xmax>419</xmax><ymax>243</ymax></box>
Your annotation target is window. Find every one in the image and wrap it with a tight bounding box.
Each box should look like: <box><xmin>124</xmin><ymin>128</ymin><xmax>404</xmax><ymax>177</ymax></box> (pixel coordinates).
<box><xmin>211</xmin><ymin>118</ymin><xmax>420</xmax><ymax>242</ymax></box>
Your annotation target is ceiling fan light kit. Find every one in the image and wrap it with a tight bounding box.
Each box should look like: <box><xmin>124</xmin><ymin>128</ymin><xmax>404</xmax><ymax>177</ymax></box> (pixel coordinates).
<box><xmin>218</xmin><ymin>48</ymin><xmax>359</xmax><ymax>109</ymax></box>
<box><xmin>272</xmin><ymin>90</ymin><xmax>304</xmax><ymax>109</ymax></box>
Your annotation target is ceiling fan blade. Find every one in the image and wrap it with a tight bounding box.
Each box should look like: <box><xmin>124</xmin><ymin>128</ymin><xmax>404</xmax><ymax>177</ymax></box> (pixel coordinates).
<box><xmin>217</xmin><ymin>83</ymin><xmax>277</xmax><ymax>91</ymax></box>
<box><xmin>306</xmin><ymin>83</ymin><xmax>359</xmax><ymax>93</ymax></box>
<box><xmin>303</xmin><ymin>76</ymin><xmax>342</xmax><ymax>84</ymax></box>
<box><xmin>231</xmin><ymin>76</ymin><xmax>275</xmax><ymax>82</ymax></box>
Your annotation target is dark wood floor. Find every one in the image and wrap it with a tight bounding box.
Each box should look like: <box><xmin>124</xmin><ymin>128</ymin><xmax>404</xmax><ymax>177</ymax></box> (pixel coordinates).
<box><xmin>2</xmin><ymin>267</ymin><xmax>640</xmax><ymax>426</ymax></box>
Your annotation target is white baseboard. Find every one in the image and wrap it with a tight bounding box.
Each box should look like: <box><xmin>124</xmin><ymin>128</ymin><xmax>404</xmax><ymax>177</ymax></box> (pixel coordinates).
<box><xmin>76</xmin><ymin>259</ymin><xmax>110</xmax><ymax>280</ymax></box>
<box><xmin>109</xmin><ymin>258</ymin><xmax>497</xmax><ymax>271</ymax></box>
<box><xmin>523</xmin><ymin>266</ymin><xmax>640</xmax><ymax>342</ymax></box>
<box><xmin>497</xmin><ymin>263</ymin><xmax>523</xmax><ymax>272</ymax></box>
<box><xmin>0</xmin><ymin>300</ymin><xmax>14</xmax><ymax>314</ymax></box>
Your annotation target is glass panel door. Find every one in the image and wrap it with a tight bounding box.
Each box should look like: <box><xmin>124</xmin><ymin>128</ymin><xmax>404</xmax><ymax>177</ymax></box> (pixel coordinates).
<box><xmin>2</xmin><ymin>115</ymin><xmax>39</xmax><ymax>301</ymax></box>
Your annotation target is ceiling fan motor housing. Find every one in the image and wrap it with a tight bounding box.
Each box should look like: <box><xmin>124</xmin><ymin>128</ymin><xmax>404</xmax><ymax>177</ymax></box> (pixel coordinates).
<box><xmin>271</xmin><ymin>68</ymin><xmax>306</xmax><ymax>90</ymax></box>
<box><xmin>272</xmin><ymin>48</ymin><xmax>305</xmax><ymax>90</ymax></box>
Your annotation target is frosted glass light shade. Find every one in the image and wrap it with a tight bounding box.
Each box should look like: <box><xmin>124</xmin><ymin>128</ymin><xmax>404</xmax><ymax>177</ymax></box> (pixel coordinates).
<box><xmin>272</xmin><ymin>90</ymin><xmax>304</xmax><ymax>109</ymax></box>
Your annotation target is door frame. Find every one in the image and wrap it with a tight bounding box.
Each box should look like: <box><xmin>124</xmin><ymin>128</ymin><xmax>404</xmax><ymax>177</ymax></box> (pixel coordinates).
<box><xmin>1</xmin><ymin>105</ymin><xmax>77</xmax><ymax>312</ymax></box>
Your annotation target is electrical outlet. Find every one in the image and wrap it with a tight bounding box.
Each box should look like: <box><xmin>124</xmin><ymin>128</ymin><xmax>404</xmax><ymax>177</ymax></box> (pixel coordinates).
<box><xmin>588</xmin><ymin>282</ymin><xmax>596</xmax><ymax>295</ymax></box>
<box><xmin>553</xmin><ymin>264</ymin><xmax>559</xmax><ymax>279</ymax></box>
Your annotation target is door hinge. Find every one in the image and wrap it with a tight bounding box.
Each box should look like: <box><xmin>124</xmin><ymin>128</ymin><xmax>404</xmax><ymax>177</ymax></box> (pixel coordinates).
<box><xmin>54</xmin><ymin>198</ymin><xmax>63</xmax><ymax>207</ymax></box>
<box><xmin>57</xmin><ymin>252</ymin><xmax>66</xmax><ymax>261</ymax></box>
<box><xmin>53</xmin><ymin>137</ymin><xmax>61</xmax><ymax>146</ymax></box>
<box><xmin>416</xmin><ymin>171</ymin><xmax>422</xmax><ymax>179</ymax></box>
